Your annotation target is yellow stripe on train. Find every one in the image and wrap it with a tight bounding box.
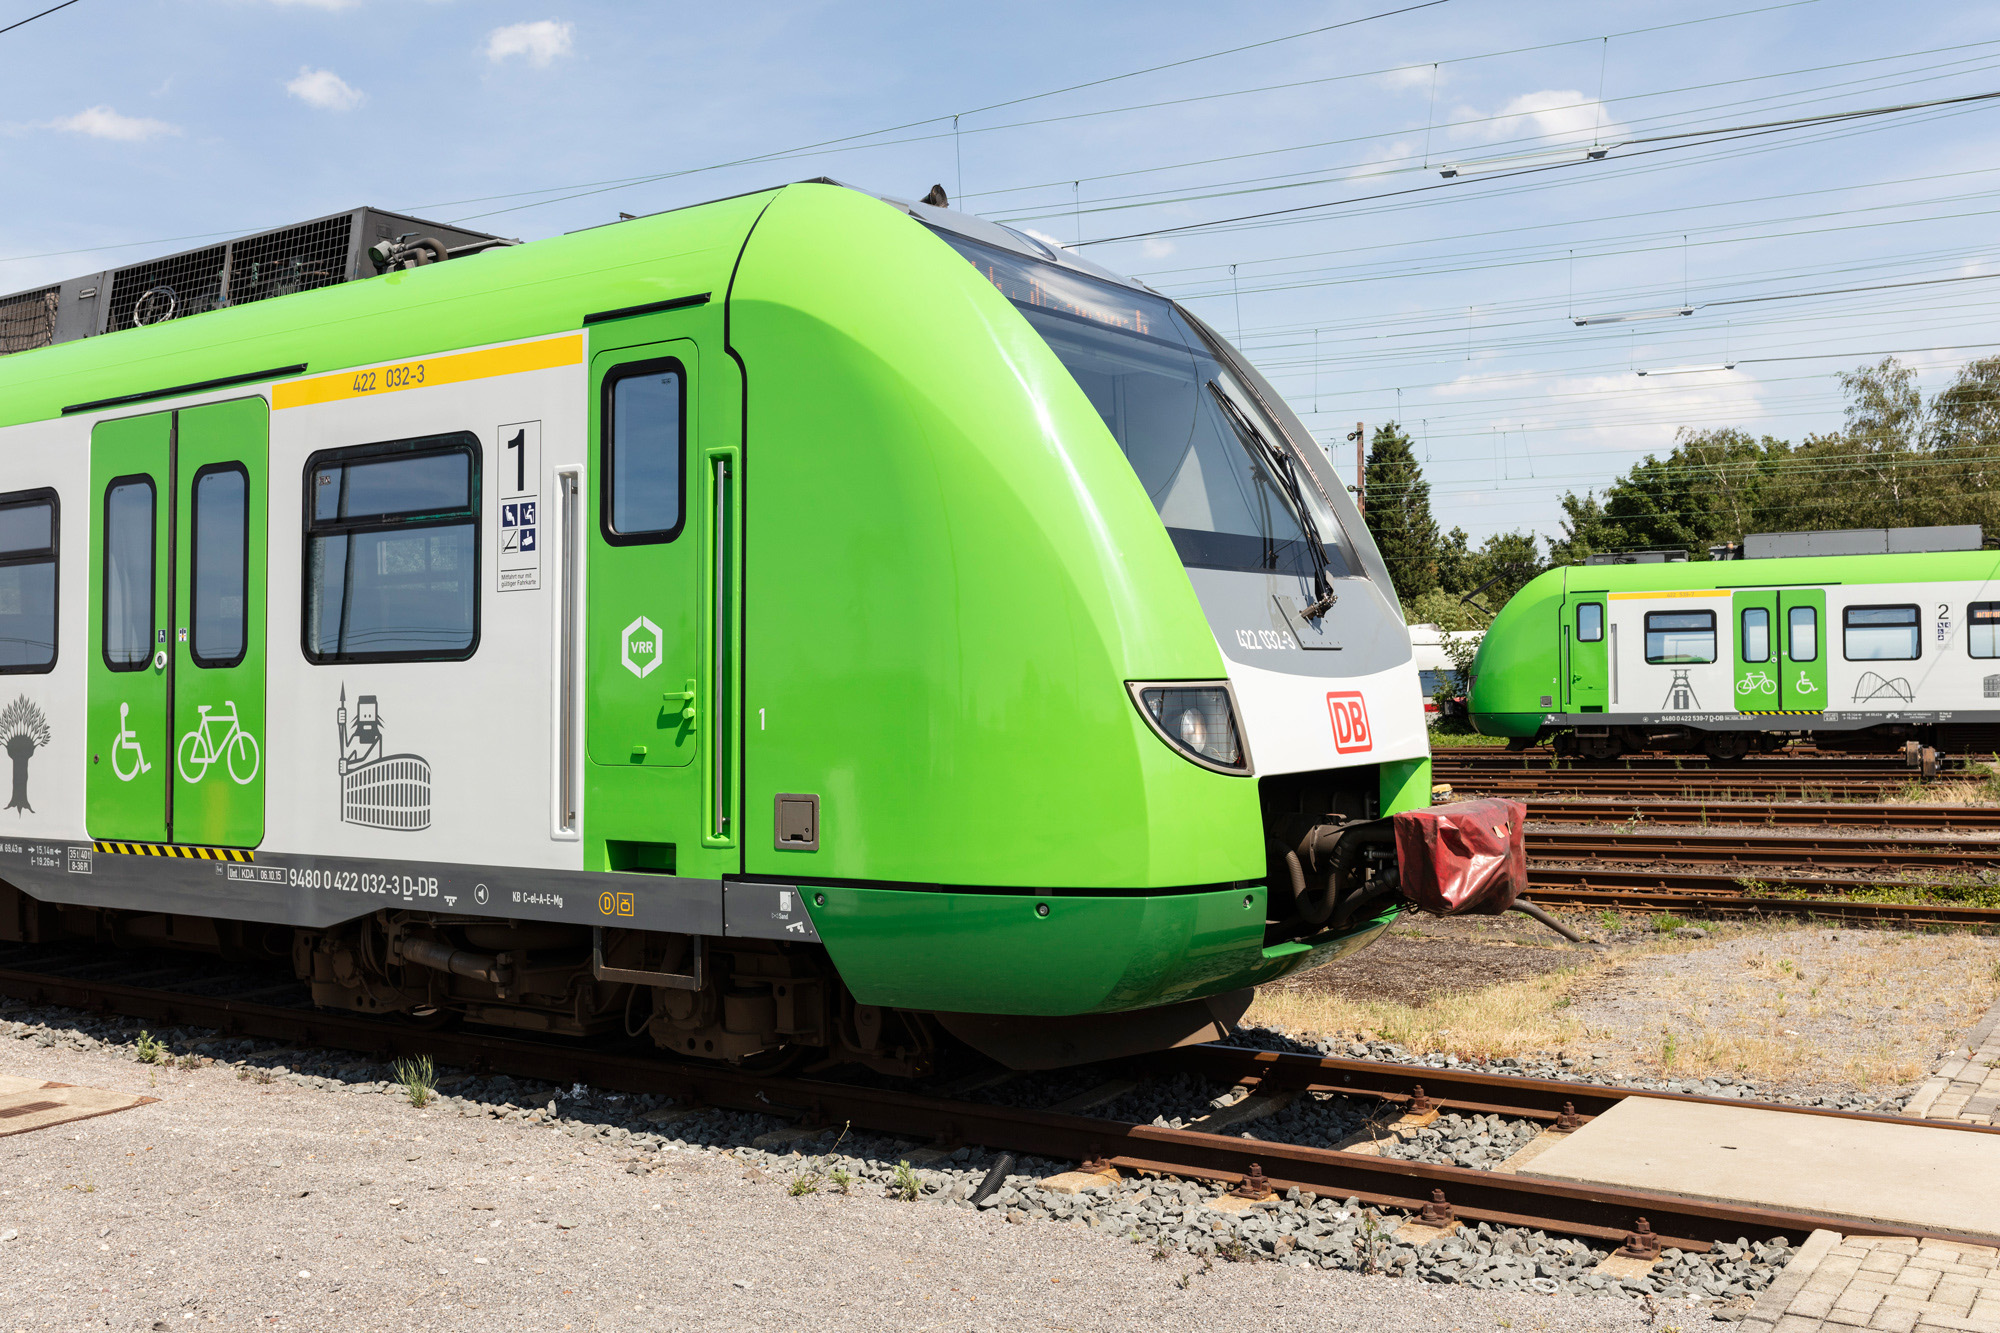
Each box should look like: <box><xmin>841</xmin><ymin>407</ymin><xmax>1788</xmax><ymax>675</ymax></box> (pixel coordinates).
<box><xmin>1737</xmin><ymin>710</ymin><xmax>1825</xmax><ymax>716</ymax></box>
<box><xmin>91</xmin><ymin>841</ymin><xmax>254</xmax><ymax>861</ymax></box>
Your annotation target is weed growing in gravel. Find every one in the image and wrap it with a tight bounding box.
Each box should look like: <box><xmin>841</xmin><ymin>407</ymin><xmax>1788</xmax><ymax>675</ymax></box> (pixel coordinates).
<box><xmin>1358</xmin><ymin>1208</ymin><xmax>1385</xmax><ymax>1275</ymax></box>
<box><xmin>827</xmin><ymin>1168</ymin><xmax>853</xmax><ymax>1194</ymax></box>
<box><xmin>787</xmin><ymin>1173</ymin><xmax>822</xmax><ymax>1197</ymax></box>
<box><xmin>392</xmin><ymin>1055</ymin><xmax>436</xmax><ymax>1108</ymax></box>
<box><xmin>1596</xmin><ymin>909</ymin><xmax>1623</xmax><ymax>932</ymax></box>
<box><xmin>1660</xmin><ymin>1029</ymin><xmax>1680</xmax><ymax>1069</ymax></box>
<box><xmin>173</xmin><ymin>1053</ymin><xmax>201</xmax><ymax>1071</ymax></box>
<box><xmin>134</xmin><ymin>1031</ymin><xmax>165</xmax><ymax>1064</ymax></box>
<box><xmin>1216</xmin><ymin>1238</ymin><xmax>1251</xmax><ymax>1263</ymax></box>
<box><xmin>1150</xmin><ymin>1237</ymin><xmax>1173</xmax><ymax>1261</ymax></box>
<box><xmin>1651</xmin><ymin>914</ymin><xmax>1687</xmax><ymax>933</ymax></box>
<box><xmin>886</xmin><ymin>1161</ymin><xmax>921</xmax><ymax>1202</ymax></box>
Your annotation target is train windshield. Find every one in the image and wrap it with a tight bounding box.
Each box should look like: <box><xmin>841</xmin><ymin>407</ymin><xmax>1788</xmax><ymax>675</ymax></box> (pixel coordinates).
<box><xmin>936</xmin><ymin>230</ymin><xmax>1357</xmax><ymax>582</ymax></box>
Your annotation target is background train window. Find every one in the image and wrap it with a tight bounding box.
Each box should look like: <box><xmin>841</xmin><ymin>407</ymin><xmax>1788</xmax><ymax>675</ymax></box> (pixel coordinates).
<box><xmin>1741</xmin><ymin>607</ymin><xmax>1771</xmax><ymax>662</ymax></box>
<box><xmin>1843</xmin><ymin>605</ymin><xmax>1920</xmax><ymax>661</ymax></box>
<box><xmin>191</xmin><ymin>465</ymin><xmax>247</xmax><ymax>667</ymax></box>
<box><xmin>1576</xmin><ymin>602</ymin><xmax>1603</xmax><ymax>642</ymax></box>
<box><xmin>102</xmin><ymin>478</ymin><xmax>153</xmax><ymax>671</ymax></box>
<box><xmin>0</xmin><ymin>489</ymin><xmax>57</xmax><ymax>673</ymax></box>
<box><xmin>303</xmin><ymin>434</ymin><xmax>479</xmax><ymax>663</ymax></box>
<box><xmin>602</xmin><ymin>360</ymin><xmax>684</xmax><ymax>543</ymax></box>
<box><xmin>1644</xmin><ymin>610</ymin><xmax>1715</xmax><ymax>663</ymax></box>
<box><xmin>1971</xmin><ymin>603</ymin><xmax>2000</xmax><ymax>659</ymax></box>
<box><xmin>1788</xmin><ymin>605</ymin><xmax>1817</xmax><ymax>661</ymax></box>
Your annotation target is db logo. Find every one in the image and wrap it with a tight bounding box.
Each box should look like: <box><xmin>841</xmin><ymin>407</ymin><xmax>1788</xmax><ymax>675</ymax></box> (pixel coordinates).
<box><xmin>1326</xmin><ymin>691</ymin><xmax>1373</xmax><ymax>754</ymax></box>
<box><xmin>598</xmin><ymin>891</ymin><xmax>636</xmax><ymax>918</ymax></box>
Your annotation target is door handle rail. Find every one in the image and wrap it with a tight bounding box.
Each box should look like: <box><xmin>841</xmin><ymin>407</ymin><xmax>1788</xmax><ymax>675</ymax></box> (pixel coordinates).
<box><xmin>662</xmin><ymin>678</ymin><xmax>698</xmax><ymax>730</ymax></box>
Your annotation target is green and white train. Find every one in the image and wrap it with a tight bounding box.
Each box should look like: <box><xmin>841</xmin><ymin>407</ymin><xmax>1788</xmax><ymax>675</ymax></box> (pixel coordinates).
<box><xmin>1467</xmin><ymin>531</ymin><xmax>2000</xmax><ymax>759</ymax></box>
<box><xmin>0</xmin><ymin>181</ymin><xmax>1443</xmax><ymax>1072</ymax></box>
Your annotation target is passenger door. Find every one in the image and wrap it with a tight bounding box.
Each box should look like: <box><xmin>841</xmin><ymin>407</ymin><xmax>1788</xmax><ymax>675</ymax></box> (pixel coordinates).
<box><xmin>1778</xmin><ymin>589</ymin><xmax>1826</xmax><ymax>711</ymax></box>
<box><xmin>1732</xmin><ymin>591</ymin><xmax>1777</xmax><ymax>711</ymax></box>
<box><xmin>584</xmin><ymin>313</ymin><xmax>740</xmax><ymax>875</ymax></box>
<box><xmin>1562</xmin><ymin>598</ymin><xmax>1607</xmax><ymax>711</ymax></box>
<box><xmin>87</xmin><ymin>399</ymin><xmax>268</xmax><ymax>846</ymax></box>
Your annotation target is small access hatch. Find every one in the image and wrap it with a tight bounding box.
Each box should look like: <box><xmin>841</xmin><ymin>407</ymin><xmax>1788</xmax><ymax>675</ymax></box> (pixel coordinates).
<box><xmin>774</xmin><ymin>793</ymin><xmax>819</xmax><ymax>851</ymax></box>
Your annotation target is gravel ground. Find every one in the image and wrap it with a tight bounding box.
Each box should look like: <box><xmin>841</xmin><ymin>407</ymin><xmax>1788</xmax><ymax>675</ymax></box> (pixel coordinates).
<box><xmin>0</xmin><ymin>1005</ymin><xmax>1776</xmax><ymax>1329</ymax></box>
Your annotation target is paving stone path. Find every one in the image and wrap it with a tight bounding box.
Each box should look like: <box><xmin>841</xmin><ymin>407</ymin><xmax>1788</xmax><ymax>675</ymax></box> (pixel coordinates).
<box><xmin>1744</xmin><ymin>1231</ymin><xmax>2000</xmax><ymax>1333</ymax></box>
<box><xmin>1905</xmin><ymin>997</ymin><xmax>2000</xmax><ymax>1126</ymax></box>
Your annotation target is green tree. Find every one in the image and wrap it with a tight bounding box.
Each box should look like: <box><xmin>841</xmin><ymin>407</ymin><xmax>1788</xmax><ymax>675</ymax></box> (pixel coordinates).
<box><xmin>1360</xmin><ymin>422</ymin><xmax>1441</xmax><ymax>601</ymax></box>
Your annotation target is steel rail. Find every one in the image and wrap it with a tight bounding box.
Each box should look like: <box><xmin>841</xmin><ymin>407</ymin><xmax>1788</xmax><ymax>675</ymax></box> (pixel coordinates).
<box><xmin>1442</xmin><ymin>777</ymin><xmax>1917</xmax><ymax>798</ymax></box>
<box><xmin>1517</xmin><ymin>800</ymin><xmax>2000</xmax><ymax>829</ymax></box>
<box><xmin>3</xmin><ymin>964</ymin><xmax>1997</xmax><ymax>1253</ymax></box>
<box><xmin>1525</xmin><ymin>886</ymin><xmax>2000</xmax><ymax>926</ymax></box>
<box><xmin>1527</xmin><ymin>831</ymin><xmax>2000</xmax><ymax>870</ymax></box>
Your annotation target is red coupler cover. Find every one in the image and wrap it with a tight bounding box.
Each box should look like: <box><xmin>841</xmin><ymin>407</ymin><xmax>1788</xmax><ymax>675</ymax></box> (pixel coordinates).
<box><xmin>1391</xmin><ymin>798</ymin><xmax>1527</xmax><ymax>916</ymax></box>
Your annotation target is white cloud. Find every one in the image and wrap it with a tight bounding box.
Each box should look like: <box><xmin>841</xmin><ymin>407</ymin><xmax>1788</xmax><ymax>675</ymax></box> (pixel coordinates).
<box><xmin>286</xmin><ymin>67</ymin><xmax>366</xmax><ymax>111</ymax></box>
<box><xmin>47</xmin><ymin>106</ymin><xmax>179</xmax><ymax>141</ymax></box>
<box><xmin>1140</xmin><ymin>238</ymin><xmax>1176</xmax><ymax>261</ymax></box>
<box><xmin>484</xmin><ymin>19</ymin><xmax>573</xmax><ymax>66</ymax></box>
<box><xmin>1377</xmin><ymin>64</ymin><xmax>1437</xmax><ymax>93</ymax></box>
<box><xmin>1456</xmin><ymin>89</ymin><xmax>1625</xmax><ymax>146</ymax></box>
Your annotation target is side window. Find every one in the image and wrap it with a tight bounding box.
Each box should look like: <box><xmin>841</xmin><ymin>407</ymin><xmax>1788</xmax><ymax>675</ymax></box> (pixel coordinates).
<box><xmin>1843</xmin><ymin>605</ymin><xmax>1920</xmax><ymax>661</ymax></box>
<box><xmin>1740</xmin><ymin>607</ymin><xmax>1771</xmax><ymax>663</ymax></box>
<box><xmin>1787</xmin><ymin>605</ymin><xmax>1817</xmax><ymax>661</ymax></box>
<box><xmin>1576</xmin><ymin>602</ymin><xmax>1603</xmax><ymax>643</ymax></box>
<box><xmin>602</xmin><ymin>360</ymin><xmax>685</xmax><ymax>543</ymax></box>
<box><xmin>0</xmin><ymin>489</ymin><xmax>57</xmax><ymax>673</ymax></box>
<box><xmin>191</xmin><ymin>465</ymin><xmax>247</xmax><ymax>667</ymax></box>
<box><xmin>303</xmin><ymin>434</ymin><xmax>480</xmax><ymax>662</ymax></box>
<box><xmin>103</xmin><ymin>478</ymin><xmax>153</xmax><ymax>671</ymax></box>
<box><xmin>1644</xmin><ymin>610</ymin><xmax>1715</xmax><ymax>663</ymax></box>
<box><xmin>1970</xmin><ymin>603</ymin><xmax>2000</xmax><ymax>659</ymax></box>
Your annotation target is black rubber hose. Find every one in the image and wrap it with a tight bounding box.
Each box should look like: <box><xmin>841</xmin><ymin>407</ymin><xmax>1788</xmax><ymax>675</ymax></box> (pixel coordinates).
<box><xmin>1510</xmin><ymin>897</ymin><xmax>1588</xmax><ymax>943</ymax></box>
<box><xmin>970</xmin><ymin>1152</ymin><xmax>1016</xmax><ymax>1206</ymax></box>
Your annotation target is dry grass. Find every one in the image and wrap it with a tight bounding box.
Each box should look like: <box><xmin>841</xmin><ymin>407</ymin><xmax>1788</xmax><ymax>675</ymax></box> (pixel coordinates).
<box><xmin>1245</xmin><ymin>963</ymin><xmax>1601</xmax><ymax>1063</ymax></box>
<box><xmin>1882</xmin><ymin>777</ymin><xmax>2000</xmax><ymax>806</ymax></box>
<box><xmin>1249</xmin><ymin>920</ymin><xmax>2000</xmax><ymax>1096</ymax></box>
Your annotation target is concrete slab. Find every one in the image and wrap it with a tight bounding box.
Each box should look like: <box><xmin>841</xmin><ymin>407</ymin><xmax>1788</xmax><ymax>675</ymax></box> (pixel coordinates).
<box><xmin>1522</xmin><ymin>1098</ymin><xmax>2000</xmax><ymax>1240</ymax></box>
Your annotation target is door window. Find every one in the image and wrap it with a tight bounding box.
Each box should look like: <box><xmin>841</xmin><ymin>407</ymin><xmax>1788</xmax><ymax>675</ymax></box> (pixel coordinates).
<box><xmin>602</xmin><ymin>361</ymin><xmax>685</xmax><ymax>542</ymax></box>
<box><xmin>1843</xmin><ymin>605</ymin><xmax>1919</xmax><ymax>661</ymax></box>
<box><xmin>1971</xmin><ymin>603</ymin><xmax>2000</xmax><ymax>659</ymax></box>
<box><xmin>1740</xmin><ymin>607</ymin><xmax>1770</xmax><ymax>663</ymax></box>
<box><xmin>103</xmin><ymin>478</ymin><xmax>155</xmax><ymax>671</ymax></box>
<box><xmin>304</xmin><ymin>435</ymin><xmax>479</xmax><ymax>662</ymax></box>
<box><xmin>1787</xmin><ymin>605</ymin><xmax>1818</xmax><ymax>661</ymax></box>
<box><xmin>1576</xmin><ymin>602</ymin><xmax>1603</xmax><ymax>642</ymax></box>
<box><xmin>1644</xmin><ymin>610</ymin><xmax>1715</xmax><ymax>663</ymax></box>
<box><xmin>191</xmin><ymin>465</ymin><xmax>247</xmax><ymax>667</ymax></box>
<box><xmin>0</xmin><ymin>490</ymin><xmax>57</xmax><ymax>672</ymax></box>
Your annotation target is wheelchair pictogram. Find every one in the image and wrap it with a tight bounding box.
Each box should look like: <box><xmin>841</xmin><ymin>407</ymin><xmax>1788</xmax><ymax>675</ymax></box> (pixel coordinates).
<box><xmin>111</xmin><ymin>702</ymin><xmax>152</xmax><ymax>782</ymax></box>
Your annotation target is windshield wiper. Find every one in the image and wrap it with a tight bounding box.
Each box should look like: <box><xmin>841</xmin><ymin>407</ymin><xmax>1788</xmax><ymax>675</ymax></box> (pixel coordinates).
<box><xmin>1207</xmin><ymin>380</ymin><xmax>1339</xmax><ymax>620</ymax></box>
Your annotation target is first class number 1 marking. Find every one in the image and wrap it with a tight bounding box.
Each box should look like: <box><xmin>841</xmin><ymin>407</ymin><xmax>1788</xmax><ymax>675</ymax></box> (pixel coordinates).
<box><xmin>351</xmin><ymin>362</ymin><xmax>427</xmax><ymax>394</ymax></box>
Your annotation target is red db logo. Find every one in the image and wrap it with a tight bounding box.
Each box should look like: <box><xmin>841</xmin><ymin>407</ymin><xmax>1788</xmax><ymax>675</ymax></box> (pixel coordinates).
<box><xmin>1326</xmin><ymin>691</ymin><xmax>1373</xmax><ymax>754</ymax></box>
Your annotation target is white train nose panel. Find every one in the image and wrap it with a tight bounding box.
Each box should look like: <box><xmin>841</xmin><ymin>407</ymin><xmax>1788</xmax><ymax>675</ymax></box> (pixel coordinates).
<box><xmin>1222</xmin><ymin>648</ymin><xmax>1430</xmax><ymax>776</ymax></box>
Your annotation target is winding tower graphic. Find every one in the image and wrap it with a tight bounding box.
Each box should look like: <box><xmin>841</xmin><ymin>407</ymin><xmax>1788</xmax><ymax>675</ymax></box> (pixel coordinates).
<box><xmin>336</xmin><ymin>685</ymin><xmax>432</xmax><ymax>831</ymax></box>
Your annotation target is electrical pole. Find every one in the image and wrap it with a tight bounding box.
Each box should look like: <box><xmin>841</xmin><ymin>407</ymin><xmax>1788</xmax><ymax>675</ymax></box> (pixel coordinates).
<box><xmin>1346</xmin><ymin>422</ymin><xmax>1367</xmax><ymax>512</ymax></box>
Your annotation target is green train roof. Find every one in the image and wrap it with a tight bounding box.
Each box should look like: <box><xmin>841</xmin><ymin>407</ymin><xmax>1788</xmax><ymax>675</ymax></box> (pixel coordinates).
<box><xmin>1544</xmin><ymin>548</ymin><xmax>2000</xmax><ymax>594</ymax></box>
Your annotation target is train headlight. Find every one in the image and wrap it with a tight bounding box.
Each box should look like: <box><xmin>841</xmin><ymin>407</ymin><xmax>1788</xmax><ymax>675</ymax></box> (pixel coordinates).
<box><xmin>1128</xmin><ymin>682</ymin><xmax>1252</xmax><ymax>775</ymax></box>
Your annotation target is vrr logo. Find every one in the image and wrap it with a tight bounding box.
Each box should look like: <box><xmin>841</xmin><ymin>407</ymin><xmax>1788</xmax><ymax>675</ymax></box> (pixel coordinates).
<box><xmin>621</xmin><ymin>616</ymin><xmax>663</xmax><ymax>678</ymax></box>
<box><xmin>1326</xmin><ymin>691</ymin><xmax>1373</xmax><ymax>754</ymax></box>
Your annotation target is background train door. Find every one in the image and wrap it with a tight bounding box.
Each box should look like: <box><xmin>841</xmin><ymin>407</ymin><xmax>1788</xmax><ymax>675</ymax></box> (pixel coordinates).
<box><xmin>86</xmin><ymin>398</ymin><xmax>269</xmax><ymax>847</ymax></box>
<box><xmin>1778</xmin><ymin>589</ymin><xmax>1826</xmax><ymax>711</ymax></box>
<box><xmin>584</xmin><ymin>305</ymin><xmax>741</xmax><ymax>878</ymax></box>
<box><xmin>1732</xmin><ymin>591</ymin><xmax>1778</xmax><ymax>710</ymax></box>
<box><xmin>1561</xmin><ymin>595</ymin><xmax>1608</xmax><ymax>712</ymax></box>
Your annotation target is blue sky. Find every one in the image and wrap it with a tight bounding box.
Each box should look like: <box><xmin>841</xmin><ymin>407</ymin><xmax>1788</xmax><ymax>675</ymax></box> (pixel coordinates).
<box><xmin>7</xmin><ymin>0</ymin><xmax>2000</xmax><ymax>549</ymax></box>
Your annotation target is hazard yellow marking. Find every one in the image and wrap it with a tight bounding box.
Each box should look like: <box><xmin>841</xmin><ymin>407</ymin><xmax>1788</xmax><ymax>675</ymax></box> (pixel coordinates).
<box><xmin>1737</xmin><ymin>710</ymin><xmax>1824</xmax><ymax>716</ymax></box>
<box><xmin>271</xmin><ymin>334</ymin><xmax>583</xmax><ymax>410</ymax></box>
<box><xmin>92</xmin><ymin>841</ymin><xmax>253</xmax><ymax>861</ymax></box>
<box><xmin>1608</xmin><ymin>589</ymin><xmax>1725</xmax><ymax>600</ymax></box>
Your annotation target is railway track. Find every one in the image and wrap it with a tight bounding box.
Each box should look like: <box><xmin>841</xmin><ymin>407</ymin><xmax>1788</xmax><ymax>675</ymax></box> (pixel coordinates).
<box><xmin>1527</xmin><ymin>830</ymin><xmax>2000</xmax><ymax>872</ymax></box>
<box><xmin>1513</xmin><ymin>799</ymin><xmax>2000</xmax><ymax>829</ymax></box>
<box><xmin>3</xmin><ymin>957</ymin><xmax>1998</xmax><ymax>1252</ymax></box>
<box><xmin>1438</xmin><ymin>772</ymin><xmax>1925</xmax><ymax>799</ymax></box>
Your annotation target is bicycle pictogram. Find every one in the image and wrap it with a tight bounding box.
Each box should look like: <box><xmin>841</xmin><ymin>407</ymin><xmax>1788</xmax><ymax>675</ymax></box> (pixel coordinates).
<box><xmin>110</xmin><ymin>702</ymin><xmax>151</xmax><ymax>782</ymax></box>
<box><xmin>1736</xmin><ymin>671</ymin><xmax>1777</xmax><ymax>696</ymax></box>
<box><xmin>177</xmin><ymin>700</ymin><xmax>260</xmax><ymax>785</ymax></box>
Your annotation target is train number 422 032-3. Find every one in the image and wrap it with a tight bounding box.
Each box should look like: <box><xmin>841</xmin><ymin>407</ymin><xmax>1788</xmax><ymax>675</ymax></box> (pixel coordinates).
<box><xmin>351</xmin><ymin>362</ymin><xmax>427</xmax><ymax>393</ymax></box>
